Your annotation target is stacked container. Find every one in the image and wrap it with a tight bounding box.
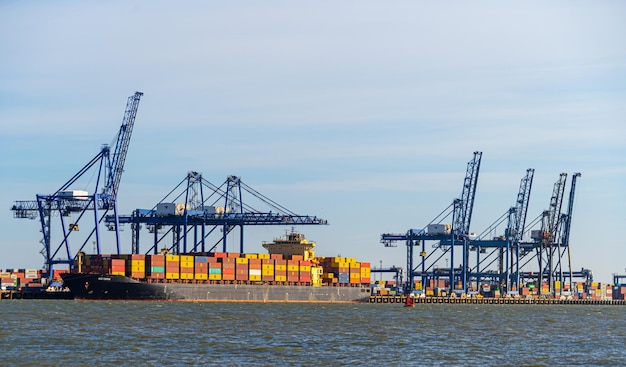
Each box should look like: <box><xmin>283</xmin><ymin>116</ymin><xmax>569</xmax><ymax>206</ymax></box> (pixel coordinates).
<box><xmin>248</xmin><ymin>258</ymin><xmax>262</xmax><ymax>281</ymax></box>
<box><xmin>179</xmin><ymin>255</ymin><xmax>194</xmax><ymax>280</ymax></box>
<box><xmin>150</xmin><ymin>254</ymin><xmax>165</xmax><ymax>279</ymax></box>
<box><xmin>220</xmin><ymin>257</ymin><xmax>235</xmax><ymax>281</ymax></box>
<box><xmin>166</xmin><ymin>255</ymin><xmax>180</xmax><ymax>279</ymax></box>
<box><xmin>360</xmin><ymin>262</ymin><xmax>371</xmax><ymax>284</ymax></box>
<box><xmin>299</xmin><ymin>260</ymin><xmax>311</xmax><ymax>283</ymax></box>
<box><xmin>262</xmin><ymin>259</ymin><xmax>275</xmax><ymax>282</ymax></box>
<box><xmin>275</xmin><ymin>259</ymin><xmax>287</xmax><ymax>282</ymax></box>
<box><xmin>235</xmin><ymin>257</ymin><xmax>248</xmax><ymax>281</ymax></box>
<box><xmin>194</xmin><ymin>256</ymin><xmax>208</xmax><ymax>280</ymax></box>
<box><xmin>129</xmin><ymin>254</ymin><xmax>146</xmax><ymax>279</ymax></box>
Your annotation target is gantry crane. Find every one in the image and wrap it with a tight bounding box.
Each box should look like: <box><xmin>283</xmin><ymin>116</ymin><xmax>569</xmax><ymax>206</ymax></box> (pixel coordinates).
<box><xmin>380</xmin><ymin>151</ymin><xmax>482</xmax><ymax>294</ymax></box>
<box><xmin>516</xmin><ymin>172</ymin><xmax>583</xmax><ymax>295</ymax></box>
<box><xmin>11</xmin><ymin>92</ymin><xmax>143</xmax><ymax>279</ymax></box>
<box><xmin>105</xmin><ymin>171</ymin><xmax>328</xmax><ymax>255</ymax></box>
<box><xmin>461</xmin><ymin>168</ymin><xmax>535</xmax><ymax>294</ymax></box>
<box><xmin>558</xmin><ymin>172</ymin><xmax>581</xmax><ymax>287</ymax></box>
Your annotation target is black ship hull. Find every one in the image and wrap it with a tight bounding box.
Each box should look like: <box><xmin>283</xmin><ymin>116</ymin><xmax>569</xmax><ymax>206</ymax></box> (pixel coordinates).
<box><xmin>61</xmin><ymin>273</ymin><xmax>370</xmax><ymax>302</ymax></box>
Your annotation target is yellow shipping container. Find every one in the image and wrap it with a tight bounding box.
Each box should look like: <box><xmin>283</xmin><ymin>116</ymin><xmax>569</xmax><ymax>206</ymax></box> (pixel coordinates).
<box><xmin>287</xmin><ymin>265</ymin><xmax>299</xmax><ymax>271</ymax></box>
<box><xmin>111</xmin><ymin>271</ymin><xmax>125</xmax><ymax>276</ymax></box>
<box><xmin>555</xmin><ymin>280</ymin><xmax>561</xmax><ymax>289</ymax></box>
<box><xmin>180</xmin><ymin>255</ymin><xmax>194</xmax><ymax>263</ymax></box>
<box><xmin>299</xmin><ymin>265</ymin><xmax>311</xmax><ymax>272</ymax></box>
<box><xmin>180</xmin><ymin>261</ymin><xmax>194</xmax><ymax>268</ymax></box>
<box><xmin>262</xmin><ymin>264</ymin><xmax>275</xmax><ymax>271</ymax></box>
<box><xmin>345</xmin><ymin>257</ymin><xmax>357</xmax><ymax>264</ymax></box>
<box><xmin>131</xmin><ymin>260</ymin><xmax>145</xmax><ymax>266</ymax></box>
<box><xmin>166</xmin><ymin>255</ymin><xmax>180</xmax><ymax>262</ymax></box>
<box><xmin>275</xmin><ymin>264</ymin><xmax>287</xmax><ymax>271</ymax></box>
<box><xmin>209</xmin><ymin>274</ymin><xmax>222</xmax><ymax>281</ymax></box>
<box><xmin>244</xmin><ymin>253</ymin><xmax>258</xmax><ymax>259</ymax></box>
<box><xmin>180</xmin><ymin>273</ymin><xmax>194</xmax><ymax>280</ymax></box>
<box><xmin>262</xmin><ymin>269</ymin><xmax>274</xmax><ymax>276</ymax></box>
<box><xmin>236</xmin><ymin>257</ymin><xmax>249</xmax><ymax>264</ymax></box>
<box><xmin>258</xmin><ymin>253</ymin><xmax>270</xmax><ymax>260</ymax></box>
<box><xmin>166</xmin><ymin>272</ymin><xmax>180</xmax><ymax>279</ymax></box>
<box><xmin>195</xmin><ymin>273</ymin><xmax>208</xmax><ymax>280</ymax></box>
<box><xmin>275</xmin><ymin>275</ymin><xmax>287</xmax><ymax>282</ymax></box>
<box><xmin>249</xmin><ymin>275</ymin><xmax>261</xmax><ymax>281</ymax></box>
<box><xmin>331</xmin><ymin>261</ymin><xmax>349</xmax><ymax>269</ymax></box>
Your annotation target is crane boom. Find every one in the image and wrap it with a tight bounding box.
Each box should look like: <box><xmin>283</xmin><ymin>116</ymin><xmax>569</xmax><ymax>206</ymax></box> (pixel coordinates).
<box><xmin>560</xmin><ymin>173</ymin><xmax>581</xmax><ymax>249</ymax></box>
<box><xmin>513</xmin><ymin>168</ymin><xmax>534</xmax><ymax>243</ymax></box>
<box><xmin>453</xmin><ymin>151</ymin><xmax>482</xmax><ymax>237</ymax></box>
<box><xmin>104</xmin><ymin>91</ymin><xmax>143</xmax><ymax>208</ymax></box>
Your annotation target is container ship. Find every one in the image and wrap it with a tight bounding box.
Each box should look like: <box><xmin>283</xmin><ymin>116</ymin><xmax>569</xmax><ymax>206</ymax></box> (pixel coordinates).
<box><xmin>61</xmin><ymin>230</ymin><xmax>372</xmax><ymax>302</ymax></box>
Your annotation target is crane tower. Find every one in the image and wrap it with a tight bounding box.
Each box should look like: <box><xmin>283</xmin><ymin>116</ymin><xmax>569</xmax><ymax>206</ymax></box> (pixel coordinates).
<box><xmin>11</xmin><ymin>92</ymin><xmax>143</xmax><ymax>280</ymax></box>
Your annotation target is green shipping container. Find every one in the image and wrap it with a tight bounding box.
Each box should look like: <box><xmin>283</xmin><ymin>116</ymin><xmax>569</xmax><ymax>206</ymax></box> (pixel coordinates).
<box><xmin>151</xmin><ymin>266</ymin><xmax>165</xmax><ymax>273</ymax></box>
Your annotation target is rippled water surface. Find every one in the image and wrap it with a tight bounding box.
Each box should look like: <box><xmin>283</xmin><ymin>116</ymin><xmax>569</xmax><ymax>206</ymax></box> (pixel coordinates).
<box><xmin>1</xmin><ymin>300</ymin><xmax>624</xmax><ymax>366</ymax></box>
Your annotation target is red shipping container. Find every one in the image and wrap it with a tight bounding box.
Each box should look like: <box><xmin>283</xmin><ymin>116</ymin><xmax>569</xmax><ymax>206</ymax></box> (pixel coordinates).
<box><xmin>149</xmin><ymin>255</ymin><xmax>166</xmax><ymax>265</ymax></box>
<box><xmin>270</xmin><ymin>254</ymin><xmax>283</xmax><ymax>260</ymax></box>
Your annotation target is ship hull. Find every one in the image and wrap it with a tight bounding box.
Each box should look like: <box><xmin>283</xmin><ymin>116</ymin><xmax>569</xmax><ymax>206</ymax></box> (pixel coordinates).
<box><xmin>61</xmin><ymin>273</ymin><xmax>370</xmax><ymax>302</ymax></box>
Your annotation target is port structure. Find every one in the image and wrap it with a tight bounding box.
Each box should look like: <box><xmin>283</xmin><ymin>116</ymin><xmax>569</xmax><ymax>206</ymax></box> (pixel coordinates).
<box><xmin>11</xmin><ymin>92</ymin><xmax>143</xmax><ymax>280</ymax></box>
<box><xmin>517</xmin><ymin>172</ymin><xmax>588</xmax><ymax>294</ymax></box>
<box><xmin>370</xmin><ymin>266</ymin><xmax>404</xmax><ymax>291</ymax></box>
<box><xmin>381</xmin><ymin>152</ymin><xmax>584</xmax><ymax>297</ymax></box>
<box><xmin>381</xmin><ymin>151</ymin><xmax>482</xmax><ymax>295</ymax></box>
<box><xmin>104</xmin><ymin>171</ymin><xmax>328</xmax><ymax>255</ymax></box>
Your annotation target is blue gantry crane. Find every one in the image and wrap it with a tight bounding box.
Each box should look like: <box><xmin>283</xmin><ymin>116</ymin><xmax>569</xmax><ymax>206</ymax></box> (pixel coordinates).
<box><xmin>381</xmin><ymin>151</ymin><xmax>482</xmax><ymax>294</ymax></box>
<box><xmin>104</xmin><ymin>171</ymin><xmax>327</xmax><ymax>255</ymax></box>
<box><xmin>517</xmin><ymin>172</ymin><xmax>584</xmax><ymax>295</ymax></box>
<box><xmin>11</xmin><ymin>92</ymin><xmax>143</xmax><ymax>280</ymax></box>
<box><xmin>381</xmin><ymin>152</ymin><xmax>585</xmax><ymax>297</ymax></box>
<box><xmin>454</xmin><ymin>168</ymin><xmax>535</xmax><ymax>295</ymax></box>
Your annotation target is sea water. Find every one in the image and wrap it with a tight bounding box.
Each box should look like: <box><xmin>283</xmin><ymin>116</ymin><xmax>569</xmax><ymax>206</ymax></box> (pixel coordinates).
<box><xmin>1</xmin><ymin>300</ymin><xmax>624</xmax><ymax>366</ymax></box>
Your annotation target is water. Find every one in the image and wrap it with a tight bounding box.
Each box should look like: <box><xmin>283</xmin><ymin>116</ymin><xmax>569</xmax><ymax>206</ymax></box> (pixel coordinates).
<box><xmin>1</xmin><ymin>301</ymin><xmax>624</xmax><ymax>366</ymax></box>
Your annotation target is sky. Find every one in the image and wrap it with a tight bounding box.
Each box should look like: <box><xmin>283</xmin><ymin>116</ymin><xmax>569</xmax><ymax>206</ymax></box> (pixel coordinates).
<box><xmin>1</xmin><ymin>1</ymin><xmax>625</xmax><ymax>284</ymax></box>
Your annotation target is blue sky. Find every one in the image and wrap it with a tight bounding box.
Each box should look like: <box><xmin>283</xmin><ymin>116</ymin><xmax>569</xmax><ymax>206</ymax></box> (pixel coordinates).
<box><xmin>1</xmin><ymin>1</ymin><xmax>625</xmax><ymax>283</ymax></box>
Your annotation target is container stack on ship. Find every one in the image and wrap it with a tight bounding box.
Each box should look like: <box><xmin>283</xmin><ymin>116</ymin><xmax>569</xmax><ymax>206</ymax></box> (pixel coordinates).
<box><xmin>0</xmin><ymin>268</ymin><xmax>71</xmax><ymax>299</ymax></box>
<box><xmin>61</xmin><ymin>230</ymin><xmax>371</xmax><ymax>302</ymax></box>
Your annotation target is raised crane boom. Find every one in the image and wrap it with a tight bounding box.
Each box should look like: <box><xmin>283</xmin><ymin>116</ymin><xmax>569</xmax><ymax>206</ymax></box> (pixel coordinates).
<box><xmin>512</xmin><ymin>168</ymin><xmax>534</xmax><ymax>244</ymax></box>
<box><xmin>11</xmin><ymin>91</ymin><xmax>143</xmax><ymax>280</ymax></box>
<box><xmin>103</xmin><ymin>91</ymin><xmax>143</xmax><ymax>209</ymax></box>
<box><xmin>453</xmin><ymin>151</ymin><xmax>482</xmax><ymax>238</ymax></box>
